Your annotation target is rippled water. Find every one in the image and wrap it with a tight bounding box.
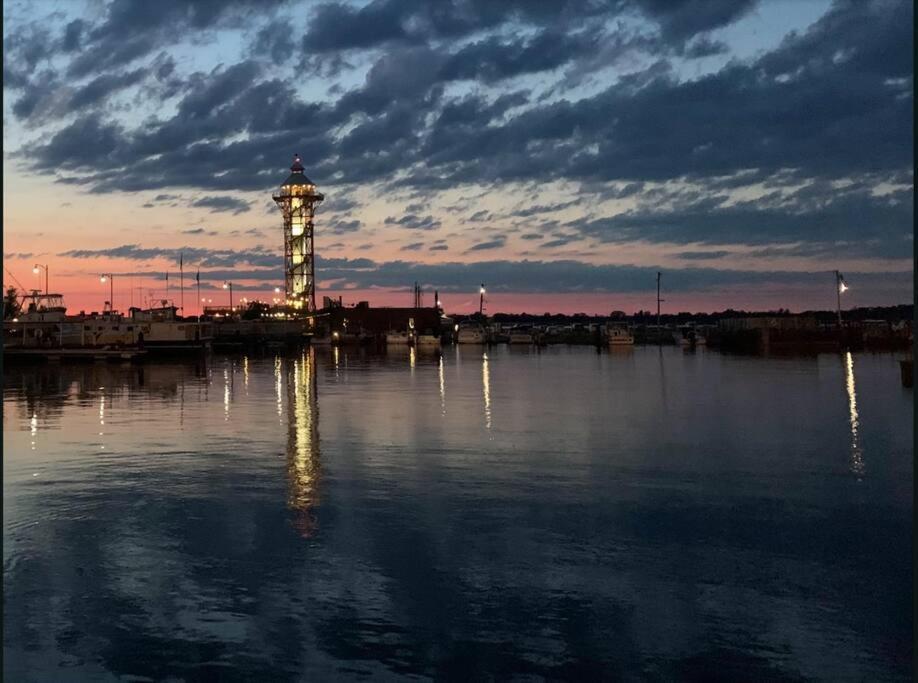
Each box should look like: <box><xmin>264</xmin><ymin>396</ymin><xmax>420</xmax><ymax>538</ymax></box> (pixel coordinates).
<box><xmin>3</xmin><ymin>346</ymin><xmax>912</xmax><ymax>681</ymax></box>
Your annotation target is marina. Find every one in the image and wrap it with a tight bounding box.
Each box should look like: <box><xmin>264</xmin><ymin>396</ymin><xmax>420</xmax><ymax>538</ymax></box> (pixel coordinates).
<box><xmin>2</xmin><ymin>0</ymin><xmax>913</xmax><ymax>676</ymax></box>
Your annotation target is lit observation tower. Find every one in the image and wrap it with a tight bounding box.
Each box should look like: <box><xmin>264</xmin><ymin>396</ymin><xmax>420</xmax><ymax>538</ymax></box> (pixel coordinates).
<box><xmin>273</xmin><ymin>154</ymin><xmax>324</xmax><ymax>314</ymax></box>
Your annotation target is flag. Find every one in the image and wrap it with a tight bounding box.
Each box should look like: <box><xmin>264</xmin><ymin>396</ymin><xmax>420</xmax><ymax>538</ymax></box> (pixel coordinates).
<box><xmin>180</xmin><ymin>253</ymin><xmax>183</xmax><ymax>269</ymax></box>
<box><xmin>195</xmin><ymin>269</ymin><xmax>200</xmax><ymax>283</ymax></box>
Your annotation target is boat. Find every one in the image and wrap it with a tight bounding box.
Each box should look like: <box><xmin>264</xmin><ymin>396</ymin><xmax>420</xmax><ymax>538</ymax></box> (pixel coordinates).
<box><xmin>4</xmin><ymin>294</ymin><xmax>211</xmax><ymax>358</ymax></box>
<box><xmin>415</xmin><ymin>334</ymin><xmax>441</xmax><ymax>349</ymax></box>
<box><xmin>457</xmin><ymin>323</ymin><xmax>487</xmax><ymax>344</ymax></box>
<box><xmin>509</xmin><ymin>327</ymin><xmax>534</xmax><ymax>344</ymax></box>
<box><xmin>606</xmin><ymin>323</ymin><xmax>634</xmax><ymax>346</ymax></box>
<box><xmin>329</xmin><ymin>331</ymin><xmax>360</xmax><ymax>346</ymax></box>
<box><xmin>386</xmin><ymin>330</ymin><xmax>413</xmax><ymax>345</ymax></box>
<box><xmin>678</xmin><ymin>325</ymin><xmax>706</xmax><ymax>347</ymax></box>
<box><xmin>129</xmin><ymin>303</ymin><xmax>213</xmax><ymax>352</ymax></box>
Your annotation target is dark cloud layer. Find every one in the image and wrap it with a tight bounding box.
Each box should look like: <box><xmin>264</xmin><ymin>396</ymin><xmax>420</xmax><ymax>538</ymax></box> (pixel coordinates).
<box><xmin>191</xmin><ymin>195</ymin><xmax>252</xmax><ymax>214</ymax></box>
<box><xmin>55</xmin><ymin>244</ymin><xmax>911</xmax><ymax>296</ymax></box>
<box><xmin>5</xmin><ymin>0</ymin><xmax>914</xmax><ymax>288</ymax></box>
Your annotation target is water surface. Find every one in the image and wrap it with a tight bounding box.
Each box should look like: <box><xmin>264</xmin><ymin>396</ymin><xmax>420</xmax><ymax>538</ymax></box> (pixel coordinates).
<box><xmin>3</xmin><ymin>347</ymin><xmax>912</xmax><ymax>680</ymax></box>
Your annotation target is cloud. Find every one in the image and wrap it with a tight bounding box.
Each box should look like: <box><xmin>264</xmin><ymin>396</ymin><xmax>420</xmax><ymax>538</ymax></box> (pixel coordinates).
<box><xmin>59</xmin><ymin>244</ymin><xmax>279</xmax><ymax>268</ymax></box>
<box><xmin>384</xmin><ymin>214</ymin><xmax>442</xmax><ymax>230</ymax></box>
<box><xmin>251</xmin><ymin>18</ymin><xmax>296</xmax><ymax>65</ymax></box>
<box><xmin>5</xmin><ymin>0</ymin><xmax>913</xmax><ymax>282</ymax></box>
<box><xmin>328</xmin><ymin>218</ymin><xmax>362</xmax><ymax>234</ymax></box>
<box><xmin>63</xmin><ymin>0</ymin><xmax>286</xmax><ymax>78</ymax></box>
<box><xmin>309</xmin><ymin>255</ymin><xmax>913</xmax><ymax>296</ymax></box>
<box><xmin>400</xmin><ymin>242</ymin><xmax>425</xmax><ymax>251</ymax></box>
<box><xmin>439</xmin><ymin>27</ymin><xmax>603</xmax><ymax>83</ymax></box>
<box><xmin>466</xmin><ymin>236</ymin><xmax>507</xmax><ymax>252</ymax></box>
<box><xmin>675</xmin><ymin>250</ymin><xmax>730</xmax><ymax>260</ymax></box>
<box><xmin>568</xmin><ymin>184</ymin><xmax>912</xmax><ymax>255</ymax></box>
<box><xmin>539</xmin><ymin>235</ymin><xmax>583</xmax><ymax>249</ymax></box>
<box><xmin>511</xmin><ymin>199</ymin><xmax>581</xmax><ymax>218</ymax></box>
<box><xmin>190</xmin><ymin>196</ymin><xmax>251</xmax><ymax>214</ymax></box>
<box><xmin>633</xmin><ymin>0</ymin><xmax>759</xmax><ymax>43</ymax></box>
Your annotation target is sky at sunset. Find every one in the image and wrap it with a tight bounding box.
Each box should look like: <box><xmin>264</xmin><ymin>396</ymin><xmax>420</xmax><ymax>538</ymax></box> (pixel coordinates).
<box><xmin>2</xmin><ymin>0</ymin><xmax>913</xmax><ymax>315</ymax></box>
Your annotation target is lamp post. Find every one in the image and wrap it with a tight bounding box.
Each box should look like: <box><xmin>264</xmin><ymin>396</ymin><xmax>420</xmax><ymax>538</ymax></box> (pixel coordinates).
<box><xmin>100</xmin><ymin>274</ymin><xmax>114</xmax><ymax>313</ymax></box>
<box><xmin>32</xmin><ymin>264</ymin><xmax>48</xmax><ymax>295</ymax></box>
<box><xmin>835</xmin><ymin>270</ymin><xmax>848</xmax><ymax>328</ymax></box>
<box><xmin>479</xmin><ymin>284</ymin><xmax>486</xmax><ymax>316</ymax></box>
<box><xmin>223</xmin><ymin>281</ymin><xmax>233</xmax><ymax>311</ymax></box>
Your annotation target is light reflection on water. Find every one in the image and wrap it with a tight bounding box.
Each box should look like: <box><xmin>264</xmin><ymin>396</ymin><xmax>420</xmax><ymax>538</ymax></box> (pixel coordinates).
<box><xmin>844</xmin><ymin>351</ymin><xmax>865</xmax><ymax>479</ymax></box>
<box><xmin>2</xmin><ymin>347</ymin><xmax>912</xmax><ymax>681</ymax></box>
<box><xmin>482</xmin><ymin>351</ymin><xmax>491</xmax><ymax>432</ymax></box>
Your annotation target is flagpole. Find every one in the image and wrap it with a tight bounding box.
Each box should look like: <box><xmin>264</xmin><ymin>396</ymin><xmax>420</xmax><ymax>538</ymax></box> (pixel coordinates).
<box><xmin>196</xmin><ymin>268</ymin><xmax>201</xmax><ymax>318</ymax></box>
<box><xmin>180</xmin><ymin>253</ymin><xmax>184</xmax><ymax>317</ymax></box>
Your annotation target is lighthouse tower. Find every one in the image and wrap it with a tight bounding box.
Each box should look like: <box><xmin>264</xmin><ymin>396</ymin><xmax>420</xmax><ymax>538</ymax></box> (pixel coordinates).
<box><xmin>272</xmin><ymin>154</ymin><xmax>324</xmax><ymax>314</ymax></box>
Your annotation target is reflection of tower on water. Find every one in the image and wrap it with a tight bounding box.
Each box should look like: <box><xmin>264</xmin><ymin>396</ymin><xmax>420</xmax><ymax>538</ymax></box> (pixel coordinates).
<box><xmin>286</xmin><ymin>348</ymin><xmax>321</xmax><ymax>537</ymax></box>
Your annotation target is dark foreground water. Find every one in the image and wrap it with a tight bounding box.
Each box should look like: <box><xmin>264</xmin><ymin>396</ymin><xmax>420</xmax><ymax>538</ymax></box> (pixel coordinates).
<box><xmin>3</xmin><ymin>346</ymin><xmax>912</xmax><ymax>681</ymax></box>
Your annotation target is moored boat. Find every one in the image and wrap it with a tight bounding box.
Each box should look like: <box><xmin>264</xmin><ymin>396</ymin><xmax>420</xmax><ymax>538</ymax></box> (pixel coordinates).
<box><xmin>606</xmin><ymin>323</ymin><xmax>634</xmax><ymax>346</ymax></box>
<box><xmin>457</xmin><ymin>323</ymin><xmax>487</xmax><ymax>344</ymax></box>
<box><xmin>415</xmin><ymin>334</ymin><xmax>441</xmax><ymax>349</ymax></box>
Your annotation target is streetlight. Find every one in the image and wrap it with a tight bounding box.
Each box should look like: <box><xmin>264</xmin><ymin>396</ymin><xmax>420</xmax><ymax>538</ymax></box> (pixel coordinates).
<box><xmin>479</xmin><ymin>284</ymin><xmax>486</xmax><ymax>316</ymax></box>
<box><xmin>32</xmin><ymin>264</ymin><xmax>48</xmax><ymax>295</ymax></box>
<box><xmin>274</xmin><ymin>287</ymin><xmax>281</xmax><ymax>293</ymax></box>
<box><xmin>100</xmin><ymin>274</ymin><xmax>114</xmax><ymax>313</ymax></box>
<box><xmin>223</xmin><ymin>281</ymin><xmax>233</xmax><ymax>310</ymax></box>
<box><xmin>835</xmin><ymin>270</ymin><xmax>849</xmax><ymax>327</ymax></box>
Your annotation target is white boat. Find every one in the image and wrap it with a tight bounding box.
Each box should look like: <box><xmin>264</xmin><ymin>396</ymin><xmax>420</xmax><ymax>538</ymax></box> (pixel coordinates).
<box><xmin>129</xmin><ymin>304</ymin><xmax>213</xmax><ymax>351</ymax></box>
<box><xmin>386</xmin><ymin>331</ymin><xmax>413</xmax><ymax>345</ymax></box>
<box><xmin>4</xmin><ymin>294</ymin><xmax>211</xmax><ymax>354</ymax></box>
<box><xmin>457</xmin><ymin>323</ymin><xmax>487</xmax><ymax>344</ymax></box>
<box><xmin>606</xmin><ymin>325</ymin><xmax>634</xmax><ymax>346</ymax></box>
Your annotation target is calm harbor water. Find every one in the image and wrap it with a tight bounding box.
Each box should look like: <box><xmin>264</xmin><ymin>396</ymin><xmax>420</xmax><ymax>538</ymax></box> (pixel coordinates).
<box><xmin>3</xmin><ymin>346</ymin><xmax>912</xmax><ymax>681</ymax></box>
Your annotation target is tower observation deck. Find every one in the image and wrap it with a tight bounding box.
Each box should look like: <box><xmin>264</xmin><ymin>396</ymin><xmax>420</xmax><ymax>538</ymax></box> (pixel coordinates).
<box><xmin>272</xmin><ymin>154</ymin><xmax>324</xmax><ymax>314</ymax></box>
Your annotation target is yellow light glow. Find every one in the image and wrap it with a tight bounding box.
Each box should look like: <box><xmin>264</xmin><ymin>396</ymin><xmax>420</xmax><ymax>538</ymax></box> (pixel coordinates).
<box><xmin>482</xmin><ymin>352</ymin><xmax>491</xmax><ymax>431</ymax></box>
<box><xmin>845</xmin><ymin>351</ymin><xmax>864</xmax><ymax>478</ymax></box>
<box><xmin>438</xmin><ymin>355</ymin><xmax>446</xmax><ymax>415</ymax></box>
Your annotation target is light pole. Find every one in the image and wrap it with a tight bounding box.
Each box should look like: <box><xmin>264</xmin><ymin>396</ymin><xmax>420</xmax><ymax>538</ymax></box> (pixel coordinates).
<box><xmin>656</xmin><ymin>271</ymin><xmax>664</xmax><ymax>345</ymax></box>
<box><xmin>835</xmin><ymin>270</ymin><xmax>848</xmax><ymax>328</ymax></box>
<box><xmin>100</xmin><ymin>274</ymin><xmax>114</xmax><ymax>313</ymax></box>
<box><xmin>32</xmin><ymin>264</ymin><xmax>48</xmax><ymax>295</ymax></box>
<box><xmin>479</xmin><ymin>284</ymin><xmax>485</xmax><ymax>316</ymax></box>
<box><xmin>223</xmin><ymin>281</ymin><xmax>233</xmax><ymax>311</ymax></box>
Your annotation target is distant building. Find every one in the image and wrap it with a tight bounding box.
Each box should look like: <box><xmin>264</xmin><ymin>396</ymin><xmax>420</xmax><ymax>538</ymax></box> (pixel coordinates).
<box><xmin>719</xmin><ymin>316</ymin><xmax>819</xmax><ymax>331</ymax></box>
<box><xmin>320</xmin><ymin>301</ymin><xmax>442</xmax><ymax>336</ymax></box>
